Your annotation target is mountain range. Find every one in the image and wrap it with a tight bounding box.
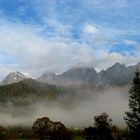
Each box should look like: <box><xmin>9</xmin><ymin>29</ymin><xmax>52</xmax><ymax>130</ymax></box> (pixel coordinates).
<box><xmin>1</xmin><ymin>62</ymin><xmax>140</xmax><ymax>86</ymax></box>
<box><xmin>38</xmin><ymin>62</ymin><xmax>140</xmax><ymax>86</ymax></box>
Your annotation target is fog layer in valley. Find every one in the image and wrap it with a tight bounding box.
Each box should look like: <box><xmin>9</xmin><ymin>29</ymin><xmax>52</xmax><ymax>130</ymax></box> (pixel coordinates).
<box><xmin>0</xmin><ymin>86</ymin><xmax>129</xmax><ymax>128</ymax></box>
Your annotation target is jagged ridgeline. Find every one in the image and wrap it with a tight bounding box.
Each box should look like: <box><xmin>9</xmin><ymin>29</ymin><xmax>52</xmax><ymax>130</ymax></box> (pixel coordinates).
<box><xmin>38</xmin><ymin>62</ymin><xmax>140</xmax><ymax>86</ymax></box>
<box><xmin>0</xmin><ymin>78</ymin><xmax>62</xmax><ymax>104</ymax></box>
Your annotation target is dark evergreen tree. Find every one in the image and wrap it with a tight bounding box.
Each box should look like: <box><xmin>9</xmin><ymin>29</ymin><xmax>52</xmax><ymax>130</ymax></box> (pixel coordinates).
<box><xmin>124</xmin><ymin>70</ymin><xmax>140</xmax><ymax>140</ymax></box>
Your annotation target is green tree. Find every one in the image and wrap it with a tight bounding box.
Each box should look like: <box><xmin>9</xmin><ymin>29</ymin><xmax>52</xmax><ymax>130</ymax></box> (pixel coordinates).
<box><xmin>94</xmin><ymin>113</ymin><xmax>113</xmax><ymax>140</ymax></box>
<box><xmin>124</xmin><ymin>70</ymin><xmax>140</xmax><ymax>140</ymax></box>
<box><xmin>85</xmin><ymin>113</ymin><xmax>114</xmax><ymax>140</ymax></box>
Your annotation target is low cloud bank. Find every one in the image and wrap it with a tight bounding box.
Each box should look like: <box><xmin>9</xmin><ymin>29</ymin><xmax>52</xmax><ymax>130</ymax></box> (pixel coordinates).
<box><xmin>0</xmin><ymin>86</ymin><xmax>129</xmax><ymax>128</ymax></box>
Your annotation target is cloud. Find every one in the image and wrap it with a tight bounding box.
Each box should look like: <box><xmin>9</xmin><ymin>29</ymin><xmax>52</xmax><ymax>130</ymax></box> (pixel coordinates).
<box><xmin>79</xmin><ymin>0</ymin><xmax>128</xmax><ymax>10</ymax></box>
<box><xmin>0</xmin><ymin>0</ymin><xmax>139</xmax><ymax>80</ymax></box>
<box><xmin>124</xmin><ymin>40</ymin><xmax>138</xmax><ymax>46</ymax></box>
<box><xmin>113</xmin><ymin>0</ymin><xmax>128</xmax><ymax>8</ymax></box>
<box><xmin>86</xmin><ymin>51</ymin><xmax>140</xmax><ymax>71</ymax></box>
<box><xmin>81</xmin><ymin>24</ymin><xmax>109</xmax><ymax>47</ymax></box>
<box><xmin>0</xmin><ymin>86</ymin><xmax>129</xmax><ymax>127</ymax></box>
<box><xmin>123</xmin><ymin>40</ymin><xmax>140</xmax><ymax>56</ymax></box>
<box><xmin>0</xmin><ymin>18</ymin><xmax>139</xmax><ymax>80</ymax></box>
<box><xmin>83</xmin><ymin>24</ymin><xmax>99</xmax><ymax>34</ymax></box>
<box><xmin>0</xmin><ymin>19</ymin><xmax>95</xmax><ymax>78</ymax></box>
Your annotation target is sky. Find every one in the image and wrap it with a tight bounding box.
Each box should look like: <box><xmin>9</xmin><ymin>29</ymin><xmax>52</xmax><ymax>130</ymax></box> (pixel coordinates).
<box><xmin>0</xmin><ymin>0</ymin><xmax>140</xmax><ymax>80</ymax></box>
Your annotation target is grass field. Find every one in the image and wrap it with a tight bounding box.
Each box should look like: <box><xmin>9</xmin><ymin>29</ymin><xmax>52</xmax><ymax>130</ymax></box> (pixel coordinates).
<box><xmin>72</xmin><ymin>136</ymin><xmax>85</xmax><ymax>140</ymax></box>
<box><xmin>19</xmin><ymin>136</ymin><xmax>85</xmax><ymax>140</ymax></box>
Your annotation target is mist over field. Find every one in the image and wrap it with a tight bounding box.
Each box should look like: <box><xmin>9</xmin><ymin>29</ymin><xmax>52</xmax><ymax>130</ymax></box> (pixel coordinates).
<box><xmin>0</xmin><ymin>86</ymin><xmax>129</xmax><ymax>128</ymax></box>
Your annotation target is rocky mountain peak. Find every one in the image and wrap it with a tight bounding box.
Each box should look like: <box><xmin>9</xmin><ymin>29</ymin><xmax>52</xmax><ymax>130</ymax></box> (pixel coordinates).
<box><xmin>1</xmin><ymin>71</ymin><xmax>27</xmax><ymax>85</ymax></box>
<box><xmin>110</xmin><ymin>62</ymin><xmax>125</xmax><ymax>69</ymax></box>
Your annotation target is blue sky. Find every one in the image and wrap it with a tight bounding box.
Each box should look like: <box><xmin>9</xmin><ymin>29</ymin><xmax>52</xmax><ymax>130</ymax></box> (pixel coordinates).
<box><xmin>0</xmin><ymin>0</ymin><xmax>139</xmax><ymax>79</ymax></box>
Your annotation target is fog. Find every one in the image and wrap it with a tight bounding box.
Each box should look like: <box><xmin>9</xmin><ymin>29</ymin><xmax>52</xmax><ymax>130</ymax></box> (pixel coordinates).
<box><xmin>0</xmin><ymin>86</ymin><xmax>129</xmax><ymax>128</ymax></box>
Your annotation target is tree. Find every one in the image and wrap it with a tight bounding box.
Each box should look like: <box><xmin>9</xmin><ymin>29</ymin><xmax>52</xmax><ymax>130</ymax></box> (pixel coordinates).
<box><xmin>85</xmin><ymin>113</ymin><xmax>114</xmax><ymax>140</ymax></box>
<box><xmin>0</xmin><ymin>125</ymin><xmax>7</xmax><ymax>140</ymax></box>
<box><xmin>124</xmin><ymin>70</ymin><xmax>140</xmax><ymax>140</ymax></box>
<box><xmin>32</xmin><ymin>117</ymin><xmax>71</xmax><ymax>140</ymax></box>
<box><xmin>51</xmin><ymin>122</ymin><xmax>71</xmax><ymax>140</ymax></box>
<box><xmin>94</xmin><ymin>112</ymin><xmax>112</xmax><ymax>129</ymax></box>
<box><xmin>32</xmin><ymin>117</ymin><xmax>53</xmax><ymax>140</ymax></box>
<box><xmin>94</xmin><ymin>113</ymin><xmax>113</xmax><ymax>140</ymax></box>
<box><xmin>85</xmin><ymin>126</ymin><xmax>97</xmax><ymax>140</ymax></box>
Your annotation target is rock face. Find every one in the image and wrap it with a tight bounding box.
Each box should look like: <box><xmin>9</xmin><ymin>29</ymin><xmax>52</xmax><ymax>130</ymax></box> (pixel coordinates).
<box><xmin>38</xmin><ymin>62</ymin><xmax>140</xmax><ymax>86</ymax></box>
<box><xmin>1</xmin><ymin>71</ymin><xmax>27</xmax><ymax>85</ymax></box>
<box><xmin>95</xmin><ymin>63</ymin><xmax>128</xmax><ymax>86</ymax></box>
<box><xmin>38</xmin><ymin>67</ymin><xmax>97</xmax><ymax>85</ymax></box>
<box><xmin>98</xmin><ymin>62</ymin><xmax>140</xmax><ymax>86</ymax></box>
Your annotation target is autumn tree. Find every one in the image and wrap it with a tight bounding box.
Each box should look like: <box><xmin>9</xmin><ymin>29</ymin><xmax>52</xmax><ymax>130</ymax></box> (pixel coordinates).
<box><xmin>51</xmin><ymin>121</ymin><xmax>71</xmax><ymax>140</ymax></box>
<box><xmin>32</xmin><ymin>117</ymin><xmax>71</xmax><ymax>140</ymax></box>
<box><xmin>124</xmin><ymin>70</ymin><xmax>140</xmax><ymax>140</ymax></box>
<box><xmin>32</xmin><ymin>117</ymin><xmax>53</xmax><ymax>140</ymax></box>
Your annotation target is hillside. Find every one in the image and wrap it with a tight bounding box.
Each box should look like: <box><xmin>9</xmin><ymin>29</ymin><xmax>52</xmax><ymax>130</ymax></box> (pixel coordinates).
<box><xmin>0</xmin><ymin>78</ymin><xmax>61</xmax><ymax>103</ymax></box>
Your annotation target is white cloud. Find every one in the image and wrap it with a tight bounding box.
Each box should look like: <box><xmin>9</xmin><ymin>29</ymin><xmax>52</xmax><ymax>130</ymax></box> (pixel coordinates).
<box><xmin>83</xmin><ymin>24</ymin><xmax>99</xmax><ymax>34</ymax></box>
<box><xmin>0</xmin><ymin>20</ymin><xmax>95</xmax><ymax>79</ymax></box>
<box><xmin>82</xmin><ymin>24</ymin><xmax>109</xmax><ymax>46</ymax></box>
<box><xmin>124</xmin><ymin>40</ymin><xmax>138</xmax><ymax>46</ymax></box>
<box><xmin>87</xmin><ymin>51</ymin><xmax>140</xmax><ymax>71</ymax></box>
<box><xmin>80</xmin><ymin>0</ymin><xmax>129</xmax><ymax>10</ymax></box>
<box><xmin>0</xmin><ymin>18</ymin><xmax>139</xmax><ymax>81</ymax></box>
<box><xmin>113</xmin><ymin>0</ymin><xmax>128</xmax><ymax>8</ymax></box>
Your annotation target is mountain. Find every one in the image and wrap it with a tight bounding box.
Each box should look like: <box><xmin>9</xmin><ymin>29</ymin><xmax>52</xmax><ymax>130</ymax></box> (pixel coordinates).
<box><xmin>95</xmin><ymin>63</ymin><xmax>127</xmax><ymax>86</ymax></box>
<box><xmin>1</xmin><ymin>62</ymin><xmax>140</xmax><ymax>87</ymax></box>
<box><xmin>1</xmin><ymin>71</ymin><xmax>27</xmax><ymax>85</ymax></box>
<box><xmin>95</xmin><ymin>62</ymin><xmax>140</xmax><ymax>86</ymax></box>
<box><xmin>38</xmin><ymin>62</ymin><xmax>140</xmax><ymax>86</ymax></box>
<box><xmin>38</xmin><ymin>67</ymin><xmax>97</xmax><ymax>85</ymax></box>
